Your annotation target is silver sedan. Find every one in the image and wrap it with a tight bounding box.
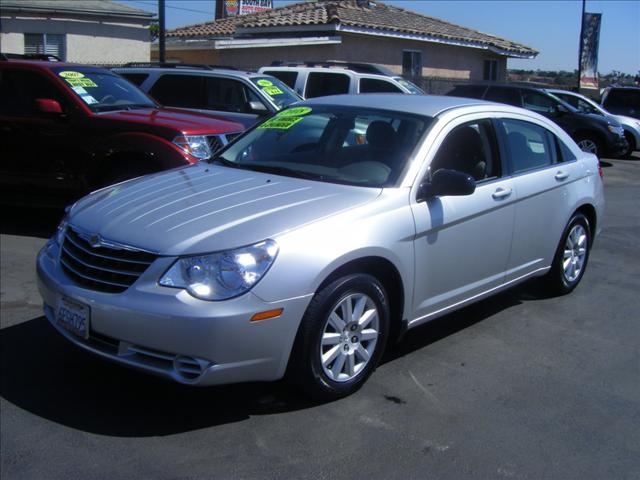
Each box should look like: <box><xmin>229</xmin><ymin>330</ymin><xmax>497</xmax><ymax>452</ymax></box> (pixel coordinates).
<box><xmin>37</xmin><ymin>95</ymin><xmax>604</xmax><ymax>399</ymax></box>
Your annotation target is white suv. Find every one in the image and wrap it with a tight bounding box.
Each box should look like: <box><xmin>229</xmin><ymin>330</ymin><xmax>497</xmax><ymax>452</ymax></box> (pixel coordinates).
<box><xmin>258</xmin><ymin>61</ymin><xmax>423</xmax><ymax>99</ymax></box>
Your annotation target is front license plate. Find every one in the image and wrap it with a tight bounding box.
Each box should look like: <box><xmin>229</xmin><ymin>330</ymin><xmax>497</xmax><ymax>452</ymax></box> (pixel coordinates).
<box><xmin>56</xmin><ymin>297</ymin><xmax>90</xmax><ymax>339</ymax></box>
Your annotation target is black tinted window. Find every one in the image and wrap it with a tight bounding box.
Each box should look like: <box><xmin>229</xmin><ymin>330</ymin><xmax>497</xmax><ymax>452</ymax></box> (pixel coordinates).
<box><xmin>604</xmin><ymin>89</ymin><xmax>640</xmax><ymax>109</ymax></box>
<box><xmin>305</xmin><ymin>72</ymin><xmax>350</xmax><ymax>98</ymax></box>
<box><xmin>263</xmin><ymin>70</ymin><xmax>297</xmax><ymax>89</ymax></box>
<box><xmin>120</xmin><ymin>73</ymin><xmax>149</xmax><ymax>86</ymax></box>
<box><xmin>0</xmin><ymin>69</ymin><xmax>67</xmax><ymax>115</ymax></box>
<box><xmin>485</xmin><ymin>87</ymin><xmax>521</xmax><ymax>106</ymax></box>
<box><xmin>448</xmin><ymin>85</ymin><xmax>487</xmax><ymax>98</ymax></box>
<box><xmin>431</xmin><ymin>119</ymin><xmax>500</xmax><ymax>182</ymax></box>
<box><xmin>359</xmin><ymin>78</ymin><xmax>403</xmax><ymax>93</ymax></box>
<box><xmin>150</xmin><ymin>74</ymin><xmax>205</xmax><ymax>108</ymax></box>
<box><xmin>205</xmin><ymin>77</ymin><xmax>256</xmax><ymax>113</ymax></box>
<box><xmin>522</xmin><ymin>91</ymin><xmax>557</xmax><ymax>114</ymax></box>
<box><xmin>502</xmin><ymin>119</ymin><xmax>556</xmax><ymax>173</ymax></box>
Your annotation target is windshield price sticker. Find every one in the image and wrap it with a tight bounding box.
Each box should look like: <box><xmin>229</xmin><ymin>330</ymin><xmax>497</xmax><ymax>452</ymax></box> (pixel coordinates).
<box><xmin>262</xmin><ymin>86</ymin><xmax>283</xmax><ymax>96</ymax></box>
<box><xmin>72</xmin><ymin>86</ymin><xmax>88</xmax><ymax>95</ymax></box>
<box><xmin>81</xmin><ymin>95</ymin><xmax>99</xmax><ymax>105</ymax></box>
<box><xmin>257</xmin><ymin>79</ymin><xmax>273</xmax><ymax>87</ymax></box>
<box><xmin>59</xmin><ymin>71</ymin><xmax>85</xmax><ymax>79</ymax></box>
<box><xmin>65</xmin><ymin>78</ymin><xmax>98</xmax><ymax>88</ymax></box>
<box><xmin>278</xmin><ymin>107</ymin><xmax>312</xmax><ymax>117</ymax></box>
<box><xmin>259</xmin><ymin>116</ymin><xmax>304</xmax><ymax>130</ymax></box>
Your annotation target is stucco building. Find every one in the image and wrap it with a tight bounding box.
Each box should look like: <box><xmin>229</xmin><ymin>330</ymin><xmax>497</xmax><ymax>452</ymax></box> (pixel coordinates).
<box><xmin>0</xmin><ymin>0</ymin><xmax>153</xmax><ymax>65</ymax></box>
<box><xmin>159</xmin><ymin>0</ymin><xmax>537</xmax><ymax>83</ymax></box>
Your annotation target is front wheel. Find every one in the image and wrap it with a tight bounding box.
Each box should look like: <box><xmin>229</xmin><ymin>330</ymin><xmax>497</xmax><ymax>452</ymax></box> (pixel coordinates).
<box><xmin>622</xmin><ymin>131</ymin><xmax>636</xmax><ymax>159</ymax></box>
<box><xmin>288</xmin><ymin>274</ymin><xmax>390</xmax><ymax>400</ymax></box>
<box><xmin>545</xmin><ymin>213</ymin><xmax>591</xmax><ymax>295</ymax></box>
<box><xmin>575</xmin><ymin>135</ymin><xmax>602</xmax><ymax>158</ymax></box>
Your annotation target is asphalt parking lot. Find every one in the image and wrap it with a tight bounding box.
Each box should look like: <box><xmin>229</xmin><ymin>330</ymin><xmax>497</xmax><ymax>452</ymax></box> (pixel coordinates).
<box><xmin>1</xmin><ymin>156</ymin><xmax>639</xmax><ymax>480</ymax></box>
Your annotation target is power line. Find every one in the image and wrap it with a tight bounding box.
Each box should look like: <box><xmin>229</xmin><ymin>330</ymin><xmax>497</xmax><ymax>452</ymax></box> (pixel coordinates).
<box><xmin>124</xmin><ymin>0</ymin><xmax>214</xmax><ymax>15</ymax></box>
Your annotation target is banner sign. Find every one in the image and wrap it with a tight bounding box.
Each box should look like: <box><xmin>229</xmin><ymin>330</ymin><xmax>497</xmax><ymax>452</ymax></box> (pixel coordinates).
<box><xmin>579</xmin><ymin>12</ymin><xmax>602</xmax><ymax>89</ymax></box>
<box><xmin>223</xmin><ymin>0</ymin><xmax>272</xmax><ymax>17</ymax></box>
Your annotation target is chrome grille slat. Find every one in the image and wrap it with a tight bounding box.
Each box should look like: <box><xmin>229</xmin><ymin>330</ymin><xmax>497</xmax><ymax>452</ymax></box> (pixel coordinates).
<box><xmin>206</xmin><ymin>134</ymin><xmax>224</xmax><ymax>153</ymax></box>
<box><xmin>61</xmin><ymin>244</ymin><xmax>141</xmax><ymax>277</ymax></box>
<box><xmin>64</xmin><ymin>231</ymin><xmax>154</xmax><ymax>265</ymax></box>
<box><xmin>60</xmin><ymin>258</ymin><xmax>131</xmax><ymax>289</ymax></box>
<box><xmin>60</xmin><ymin>228</ymin><xmax>157</xmax><ymax>293</ymax></box>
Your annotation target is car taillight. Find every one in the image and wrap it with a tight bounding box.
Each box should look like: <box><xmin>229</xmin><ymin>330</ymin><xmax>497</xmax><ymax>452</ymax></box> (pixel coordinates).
<box><xmin>598</xmin><ymin>162</ymin><xmax>604</xmax><ymax>179</ymax></box>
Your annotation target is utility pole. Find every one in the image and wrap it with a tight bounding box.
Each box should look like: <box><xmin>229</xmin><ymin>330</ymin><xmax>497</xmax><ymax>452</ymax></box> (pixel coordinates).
<box><xmin>576</xmin><ymin>0</ymin><xmax>586</xmax><ymax>92</ymax></box>
<box><xmin>159</xmin><ymin>0</ymin><xmax>166</xmax><ymax>63</ymax></box>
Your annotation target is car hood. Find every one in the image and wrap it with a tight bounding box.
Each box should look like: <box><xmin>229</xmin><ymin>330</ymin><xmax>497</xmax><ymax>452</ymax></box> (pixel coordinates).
<box><xmin>98</xmin><ymin>107</ymin><xmax>244</xmax><ymax>135</ymax></box>
<box><xmin>69</xmin><ymin>163</ymin><xmax>382</xmax><ymax>256</ymax></box>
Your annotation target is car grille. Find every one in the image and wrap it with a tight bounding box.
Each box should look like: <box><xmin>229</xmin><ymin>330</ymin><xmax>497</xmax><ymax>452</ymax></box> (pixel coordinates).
<box><xmin>206</xmin><ymin>134</ymin><xmax>224</xmax><ymax>153</ymax></box>
<box><xmin>60</xmin><ymin>228</ymin><xmax>157</xmax><ymax>293</ymax></box>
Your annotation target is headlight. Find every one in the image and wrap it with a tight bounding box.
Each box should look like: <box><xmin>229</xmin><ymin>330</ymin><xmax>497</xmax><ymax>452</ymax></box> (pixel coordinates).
<box><xmin>607</xmin><ymin>125</ymin><xmax>624</xmax><ymax>136</ymax></box>
<box><xmin>173</xmin><ymin>135</ymin><xmax>213</xmax><ymax>160</ymax></box>
<box><xmin>159</xmin><ymin>240</ymin><xmax>278</xmax><ymax>300</ymax></box>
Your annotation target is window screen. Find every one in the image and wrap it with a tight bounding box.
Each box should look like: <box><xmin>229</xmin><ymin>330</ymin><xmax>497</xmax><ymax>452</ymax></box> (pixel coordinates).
<box><xmin>24</xmin><ymin>33</ymin><xmax>65</xmax><ymax>60</ymax></box>
<box><xmin>305</xmin><ymin>72</ymin><xmax>350</xmax><ymax>98</ymax></box>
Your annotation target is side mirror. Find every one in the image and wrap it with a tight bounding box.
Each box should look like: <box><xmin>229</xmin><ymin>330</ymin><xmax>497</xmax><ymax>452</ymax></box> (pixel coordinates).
<box><xmin>248</xmin><ymin>101</ymin><xmax>269</xmax><ymax>114</ymax></box>
<box><xmin>35</xmin><ymin>98</ymin><xmax>63</xmax><ymax>114</ymax></box>
<box><xmin>417</xmin><ymin>168</ymin><xmax>476</xmax><ymax>202</ymax></box>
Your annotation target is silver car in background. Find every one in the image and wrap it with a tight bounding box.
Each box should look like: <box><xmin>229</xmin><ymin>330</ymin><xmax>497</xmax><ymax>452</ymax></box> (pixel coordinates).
<box><xmin>37</xmin><ymin>95</ymin><xmax>604</xmax><ymax>399</ymax></box>
<box><xmin>549</xmin><ymin>88</ymin><xmax>640</xmax><ymax>158</ymax></box>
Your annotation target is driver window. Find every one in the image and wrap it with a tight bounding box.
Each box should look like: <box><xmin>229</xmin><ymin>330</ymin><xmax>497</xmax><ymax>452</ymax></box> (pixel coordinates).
<box><xmin>430</xmin><ymin>119</ymin><xmax>500</xmax><ymax>182</ymax></box>
<box><xmin>0</xmin><ymin>70</ymin><xmax>66</xmax><ymax>115</ymax></box>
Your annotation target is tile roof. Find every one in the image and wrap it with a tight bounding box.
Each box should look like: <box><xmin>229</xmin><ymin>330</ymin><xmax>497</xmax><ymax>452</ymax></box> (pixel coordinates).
<box><xmin>167</xmin><ymin>0</ymin><xmax>537</xmax><ymax>57</ymax></box>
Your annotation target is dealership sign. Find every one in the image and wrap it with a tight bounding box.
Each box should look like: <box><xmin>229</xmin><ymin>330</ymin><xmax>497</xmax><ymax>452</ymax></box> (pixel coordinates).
<box><xmin>579</xmin><ymin>12</ymin><xmax>602</xmax><ymax>89</ymax></box>
<box><xmin>224</xmin><ymin>0</ymin><xmax>272</xmax><ymax>17</ymax></box>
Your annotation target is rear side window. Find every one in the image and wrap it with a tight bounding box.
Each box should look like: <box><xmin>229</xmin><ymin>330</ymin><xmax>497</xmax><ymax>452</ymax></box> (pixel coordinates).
<box><xmin>262</xmin><ymin>70</ymin><xmax>298</xmax><ymax>89</ymax></box>
<box><xmin>557</xmin><ymin>137</ymin><xmax>577</xmax><ymax>162</ymax></box>
<box><xmin>448</xmin><ymin>85</ymin><xmax>487</xmax><ymax>98</ymax></box>
<box><xmin>120</xmin><ymin>73</ymin><xmax>149</xmax><ymax>87</ymax></box>
<box><xmin>603</xmin><ymin>89</ymin><xmax>640</xmax><ymax>109</ymax></box>
<box><xmin>501</xmin><ymin>119</ymin><xmax>557</xmax><ymax>173</ymax></box>
<box><xmin>149</xmin><ymin>74</ymin><xmax>205</xmax><ymax>108</ymax></box>
<box><xmin>359</xmin><ymin>78</ymin><xmax>403</xmax><ymax>93</ymax></box>
<box><xmin>305</xmin><ymin>72</ymin><xmax>350</xmax><ymax>98</ymax></box>
<box><xmin>485</xmin><ymin>87</ymin><xmax>521</xmax><ymax>107</ymax></box>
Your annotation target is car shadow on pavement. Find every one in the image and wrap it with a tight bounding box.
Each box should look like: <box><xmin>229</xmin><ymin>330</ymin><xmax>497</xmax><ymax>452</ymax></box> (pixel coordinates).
<box><xmin>0</xmin><ymin>316</ymin><xmax>317</xmax><ymax>437</ymax></box>
<box><xmin>0</xmin><ymin>280</ymin><xmax>553</xmax><ymax>437</ymax></box>
<box><xmin>0</xmin><ymin>205</ymin><xmax>64</xmax><ymax>239</ymax></box>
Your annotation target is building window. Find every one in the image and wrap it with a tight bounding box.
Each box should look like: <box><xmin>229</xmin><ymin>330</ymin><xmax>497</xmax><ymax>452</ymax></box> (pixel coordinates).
<box><xmin>24</xmin><ymin>33</ymin><xmax>66</xmax><ymax>60</ymax></box>
<box><xmin>402</xmin><ymin>50</ymin><xmax>422</xmax><ymax>78</ymax></box>
<box><xmin>483</xmin><ymin>59</ymin><xmax>499</xmax><ymax>81</ymax></box>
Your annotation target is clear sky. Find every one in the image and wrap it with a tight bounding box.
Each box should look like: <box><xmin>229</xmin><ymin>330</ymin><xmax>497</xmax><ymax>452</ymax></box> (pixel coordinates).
<box><xmin>119</xmin><ymin>0</ymin><xmax>640</xmax><ymax>75</ymax></box>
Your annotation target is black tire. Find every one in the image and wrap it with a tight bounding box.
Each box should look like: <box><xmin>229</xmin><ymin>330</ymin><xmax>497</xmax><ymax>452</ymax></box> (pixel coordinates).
<box><xmin>288</xmin><ymin>273</ymin><xmax>390</xmax><ymax>400</ymax></box>
<box><xmin>545</xmin><ymin>213</ymin><xmax>591</xmax><ymax>295</ymax></box>
<box><xmin>575</xmin><ymin>135</ymin><xmax>602</xmax><ymax>158</ymax></box>
<box><xmin>622</xmin><ymin>131</ymin><xmax>636</xmax><ymax>159</ymax></box>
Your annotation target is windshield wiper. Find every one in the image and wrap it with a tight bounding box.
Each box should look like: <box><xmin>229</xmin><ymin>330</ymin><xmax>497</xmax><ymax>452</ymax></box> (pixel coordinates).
<box><xmin>242</xmin><ymin>164</ymin><xmax>320</xmax><ymax>180</ymax></box>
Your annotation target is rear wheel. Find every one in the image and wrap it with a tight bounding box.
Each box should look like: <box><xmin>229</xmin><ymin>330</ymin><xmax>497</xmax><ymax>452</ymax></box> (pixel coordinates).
<box><xmin>288</xmin><ymin>274</ymin><xmax>390</xmax><ymax>400</ymax></box>
<box><xmin>545</xmin><ymin>213</ymin><xmax>591</xmax><ymax>295</ymax></box>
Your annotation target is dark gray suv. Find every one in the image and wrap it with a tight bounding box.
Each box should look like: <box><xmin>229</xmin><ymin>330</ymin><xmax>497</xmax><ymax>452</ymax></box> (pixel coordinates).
<box><xmin>448</xmin><ymin>83</ymin><xmax>628</xmax><ymax>158</ymax></box>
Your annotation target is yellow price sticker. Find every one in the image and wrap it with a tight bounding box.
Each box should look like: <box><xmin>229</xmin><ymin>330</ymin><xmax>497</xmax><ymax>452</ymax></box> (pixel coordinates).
<box><xmin>259</xmin><ymin>117</ymin><xmax>304</xmax><ymax>130</ymax></box>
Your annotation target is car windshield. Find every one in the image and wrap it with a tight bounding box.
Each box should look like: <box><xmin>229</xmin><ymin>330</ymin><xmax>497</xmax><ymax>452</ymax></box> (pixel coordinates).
<box><xmin>394</xmin><ymin>78</ymin><xmax>424</xmax><ymax>94</ymax></box>
<box><xmin>250</xmin><ymin>76</ymin><xmax>301</xmax><ymax>109</ymax></box>
<box><xmin>212</xmin><ymin>105</ymin><xmax>432</xmax><ymax>187</ymax></box>
<box><xmin>52</xmin><ymin>67</ymin><xmax>157</xmax><ymax>112</ymax></box>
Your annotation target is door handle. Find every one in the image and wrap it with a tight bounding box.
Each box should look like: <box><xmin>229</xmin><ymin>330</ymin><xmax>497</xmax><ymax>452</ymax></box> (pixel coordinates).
<box><xmin>555</xmin><ymin>171</ymin><xmax>569</xmax><ymax>181</ymax></box>
<box><xmin>492</xmin><ymin>187</ymin><xmax>512</xmax><ymax>200</ymax></box>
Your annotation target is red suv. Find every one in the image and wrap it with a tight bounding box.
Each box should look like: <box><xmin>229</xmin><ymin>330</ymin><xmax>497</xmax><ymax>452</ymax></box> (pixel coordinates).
<box><xmin>0</xmin><ymin>59</ymin><xmax>244</xmax><ymax>206</ymax></box>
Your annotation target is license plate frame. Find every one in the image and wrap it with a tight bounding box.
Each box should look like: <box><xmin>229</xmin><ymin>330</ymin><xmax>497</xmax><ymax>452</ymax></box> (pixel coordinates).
<box><xmin>55</xmin><ymin>296</ymin><xmax>90</xmax><ymax>340</ymax></box>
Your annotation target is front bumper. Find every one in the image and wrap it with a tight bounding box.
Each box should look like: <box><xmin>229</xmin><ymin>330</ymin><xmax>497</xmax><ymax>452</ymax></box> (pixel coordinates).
<box><xmin>37</xmin><ymin>242</ymin><xmax>312</xmax><ymax>386</ymax></box>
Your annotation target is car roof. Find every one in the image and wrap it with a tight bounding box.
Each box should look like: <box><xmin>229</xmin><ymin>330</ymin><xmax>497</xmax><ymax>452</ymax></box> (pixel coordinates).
<box><xmin>300</xmin><ymin>94</ymin><xmax>497</xmax><ymax>117</ymax></box>
<box><xmin>113</xmin><ymin>66</ymin><xmax>263</xmax><ymax>78</ymax></box>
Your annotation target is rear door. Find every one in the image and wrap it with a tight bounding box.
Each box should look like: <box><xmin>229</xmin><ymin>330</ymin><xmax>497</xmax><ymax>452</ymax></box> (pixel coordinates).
<box><xmin>497</xmin><ymin>116</ymin><xmax>581</xmax><ymax>280</ymax></box>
